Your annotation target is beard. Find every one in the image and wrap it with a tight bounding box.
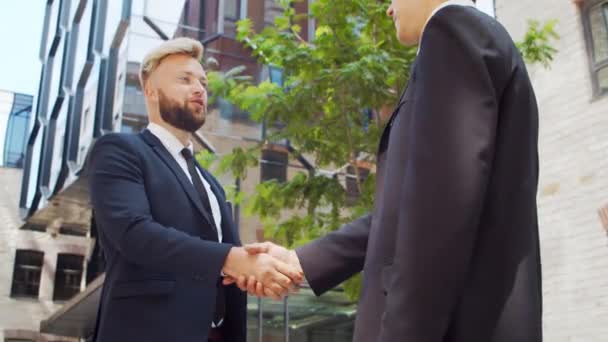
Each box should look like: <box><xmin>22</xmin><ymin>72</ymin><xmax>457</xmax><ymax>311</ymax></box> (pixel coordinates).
<box><xmin>158</xmin><ymin>90</ymin><xmax>206</xmax><ymax>133</ymax></box>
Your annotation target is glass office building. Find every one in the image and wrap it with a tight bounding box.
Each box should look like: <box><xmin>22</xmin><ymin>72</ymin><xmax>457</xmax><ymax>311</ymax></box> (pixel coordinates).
<box><xmin>0</xmin><ymin>90</ymin><xmax>33</xmax><ymax>169</ymax></box>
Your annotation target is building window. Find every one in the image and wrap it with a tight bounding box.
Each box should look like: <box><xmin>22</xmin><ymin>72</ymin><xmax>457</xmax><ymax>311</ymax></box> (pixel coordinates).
<box><xmin>3</xmin><ymin>93</ymin><xmax>32</xmax><ymax>168</ymax></box>
<box><xmin>269</xmin><ymin>66</ymin><xmax>284</xmax><ymax>87</ymax></box>
<box><xmin>20</xmin><ymin>222</ymin><xmax>47</xmax><ymax>232</ymax></box>
<box><xmin>583</xmin><ymin>0</ymin><xmax>608</xmax><ymax>97</ymax></box>
<box><xmin>260</xmin><ymin>144</ymin><xmax>288</xmax><ymax>183</ymax></box>
<box><xmin>123</xmin><ymin>84</ymin><xmax>147</xmax><ymax>117</ymax></box>
<box><xmin>345</xmin><ymin>162</ymin><xmax>372</xmax><ymax>206</ymax></box>
<box><xmin>11</xmin><ymin>250</ymin><xmax>44</xmax><ymax>299</ymax></box>
<box><xmin>53</xmin><ymin>254</ymin><xmax>84</xmax><ymax>301</ymax></box>
<box><xmin>121</xmin><ymin>113</ymin><xmax>148</xmax><ymax>134</ymax></box>
<box><xmin>59</xmin><ymin>225</ymin><xmax>88</xmax><ymax>237</ymax></box>
<box><xmin>225</xmin><ymin>0</ymin><xmax>240</xmax><ymax>20</ymax></box>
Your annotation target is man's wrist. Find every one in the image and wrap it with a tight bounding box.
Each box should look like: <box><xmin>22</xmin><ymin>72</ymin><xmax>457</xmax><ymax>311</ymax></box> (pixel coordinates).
<box><xmin>223</xmin><ymin>246</ymin><xmax>246</xmax><ymax>276</ymax></box>
<box><xmin>289</xmin><ymin>250</ymin><xmax>303</xmax><ymax>274</ymax></box>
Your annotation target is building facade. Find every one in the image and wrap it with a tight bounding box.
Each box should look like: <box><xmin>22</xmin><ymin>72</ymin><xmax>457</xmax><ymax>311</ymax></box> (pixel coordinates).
<box><xmin>496</xmin><ymin>0</ymin><xmax>608</xmax><ymax>340</ymax></box>
<box><xmin>1</xmin><ymin>89</ymin><xmax>86</xmax><ymax>342</ymax></box>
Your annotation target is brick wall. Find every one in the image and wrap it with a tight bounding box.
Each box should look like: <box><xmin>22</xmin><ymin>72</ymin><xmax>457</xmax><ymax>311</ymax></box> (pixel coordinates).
<box><xmin>496</xmin><ymin>0</ymin><xmax>608</xmax><ymax>340</ymax></box>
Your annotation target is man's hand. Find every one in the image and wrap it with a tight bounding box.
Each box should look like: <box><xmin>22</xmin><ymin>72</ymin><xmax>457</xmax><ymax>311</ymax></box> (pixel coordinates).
<box><xmin>245</xmin><ymin>242</ymin><xmax>301</xmax><ymax>268</ymax></box>
<box><xmin>221</xmin><ymin>246</ymin><xmax>303</xmax><ymax>300</ymax></box>
<box><xmin>223</xmin><ymin>242</ymin><xmax>303</xmax><ymax>299</ymax></box>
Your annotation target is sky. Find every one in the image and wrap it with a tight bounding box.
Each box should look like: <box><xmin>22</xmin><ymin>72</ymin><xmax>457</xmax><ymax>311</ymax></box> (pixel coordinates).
<box><xmin>0</xmin><ymin>0</ymin><xmax>495</xmax><ymax>97</ymax></box>
<box><xmin>477</xmin><ymin>0</ymin><xmax>495</xmax><ymax>17</ymax></box>
<box><xmin>0</xmin><ymin>1</ymin><xmax>45</xmax><ymax>95</ymax></box>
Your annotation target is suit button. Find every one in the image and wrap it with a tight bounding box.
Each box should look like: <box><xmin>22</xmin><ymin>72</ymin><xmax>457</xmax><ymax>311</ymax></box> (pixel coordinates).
<box><xmin>383</xmin><ymin>290</ymin><xmax>387</xmax><ymax>296</ymax></box>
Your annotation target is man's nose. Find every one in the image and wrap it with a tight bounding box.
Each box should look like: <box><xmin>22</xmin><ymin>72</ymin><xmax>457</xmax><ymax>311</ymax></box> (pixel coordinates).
<box><xmin>193</xmin><ymin>80</ymin><xmax>205</xmax><ymax>94</ymax></box>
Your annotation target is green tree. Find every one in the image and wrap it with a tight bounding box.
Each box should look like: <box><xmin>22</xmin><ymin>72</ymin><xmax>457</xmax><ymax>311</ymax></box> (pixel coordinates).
<box><xmin>203</xmin><ymin>0</ymin><xmax>558</xmax><ymax>300</ymax></box>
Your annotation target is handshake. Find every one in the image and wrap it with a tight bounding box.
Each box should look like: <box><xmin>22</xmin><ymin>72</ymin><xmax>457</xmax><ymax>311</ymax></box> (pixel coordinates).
<box><xmin>221</xmin><ymin>242</ymin><xmax>303</xmax><ymax>300</ymax></box>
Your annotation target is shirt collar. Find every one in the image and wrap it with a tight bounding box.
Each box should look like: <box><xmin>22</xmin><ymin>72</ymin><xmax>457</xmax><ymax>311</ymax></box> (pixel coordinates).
<box><xmin>147</xmin><ymin>122</ymin><xmax>194</xmax><ymax>157</ymax></box>
<box><xmin>417</xmin><ymin>0</ymin><xmax>477</xmax><ymax>54</ymax></box>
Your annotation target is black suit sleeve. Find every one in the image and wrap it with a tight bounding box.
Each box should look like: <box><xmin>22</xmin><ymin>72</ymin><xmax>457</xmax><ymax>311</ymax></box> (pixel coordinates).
<box><xmin>296</xmin><ymin>214</ymin><xmax>371</xmax><ymax>295</ymax></box>
<box><xmin>379</xmin><ymin>9</ymin><xmax>500</xmax><ymax>341</ymax></box>
<box><xmin>89</xmin><ymin>134</ymin><xmax>232</xmax><ymax>279</ymax></box>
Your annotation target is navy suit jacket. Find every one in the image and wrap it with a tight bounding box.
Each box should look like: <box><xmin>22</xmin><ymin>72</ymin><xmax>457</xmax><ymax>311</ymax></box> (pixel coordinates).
<box><xmin>88</xmin><ymin>129</ymin><xmax>246</xmax><ymax>342</ymax></box>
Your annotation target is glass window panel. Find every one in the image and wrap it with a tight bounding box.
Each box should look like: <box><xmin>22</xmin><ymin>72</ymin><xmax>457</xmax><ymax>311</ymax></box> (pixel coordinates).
<box><xmin>269</xmin><ymin>66</ymin><xmax>283</xmax><ymax>87</ymax></box>
<box><xmin>11</xmin><ymin>250</ymin><xmax>44</xmax><ymax>298</ymax></box>
<box><xmin>4</xmin><ymin>94</ymin><xmax>33</xmax><ymax>168</ymax></box>
<box><xmin>47</xmin><ymin>101</ymin><xmax>68</xmax><ymax>187</ymax></box>
<box><xmin>598</xmin><ymin>66</ymin><xmax>608</xmax><ymax>93</ymax></box>
<box><xmin>46</xmin><ymin>38</ymin><xmax>66</xmax><ymax>119</ymax></box>
<box><xmin>225</xmin><ymin>0</ymin><xmax>239</xmax><ymax>19</ymax></box>
<box><xmin>53</xmin><ymin>254</ymin><xmax>84</xmax><ymax>301</ymax></box>
<box><xmin>264</xmin><ymin>0</ymin><xmax>283</xmax><ymax>27</ymax></box>
<box><xmin>26</xmin><ymin>124</ymin><xmax>43</xmax><ymax>206</ymax></box>
<box><xmin>72</xmin><ymin>1</ymin><xmax>94</xmax><ymax>89</ymax></box>
<box><xmin>43</xmin><ymin>0</ymin><xmax>61</xmax><ymax>57</ymax></box>
<box><xmin>590</xmin><ymin>3</ymin><xmax>608</xmax><ymax>63</ymax></box>
<box><xmin>123</xmin><ymin>84</ymin><xmax>147</xmax><ymax>116</ymax></box>
<box><xmin>4</xmin><ymin>115</ymin><xmax>29</xmax><ymax>167</ymax></box>
<box><xmin>103</xmin><ymin>0</ymin><xmax>126</xmax><ymax>55</ymax></box>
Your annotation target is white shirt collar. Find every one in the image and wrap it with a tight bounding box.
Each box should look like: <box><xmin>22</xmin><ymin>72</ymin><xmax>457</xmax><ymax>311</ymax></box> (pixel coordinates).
<box><xmin>147</xmin><ymin>122</ymin><xmax>194</xmax><ymax>157</ymax></box>
<box><xmin>417</xmin><ymin>0</ymin><xmax>477</xmax><ymax>54</ymax></box>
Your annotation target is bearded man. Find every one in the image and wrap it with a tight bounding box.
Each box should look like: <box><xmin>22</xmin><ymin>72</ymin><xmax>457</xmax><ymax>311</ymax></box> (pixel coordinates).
<box><xmin>88</xmin><ymin>38</ymin><xmax>302</xmax><ymax>342</ymax></box>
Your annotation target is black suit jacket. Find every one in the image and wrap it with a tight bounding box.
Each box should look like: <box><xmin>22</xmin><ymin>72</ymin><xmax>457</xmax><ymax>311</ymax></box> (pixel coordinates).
<box><xmin>297</xmin><ymin>6</ymin><xmax>542</xmax><ymax>342</ymax></box>
<box><xmin>88</xmin><ymin>129</ymin><xmax>246</xmax><ymax>342</ymax></box>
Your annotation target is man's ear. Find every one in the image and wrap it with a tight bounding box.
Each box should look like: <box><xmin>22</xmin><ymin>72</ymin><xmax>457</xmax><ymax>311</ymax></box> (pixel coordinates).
<box><xmin>143</xmin><ymin>82</ymin><xmax>157</xmax><ymax>101</ymax></box>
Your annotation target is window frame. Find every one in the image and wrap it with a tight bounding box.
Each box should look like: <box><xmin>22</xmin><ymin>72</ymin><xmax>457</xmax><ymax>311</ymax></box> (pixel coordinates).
<box><xmin>582</xmin><ymin>0</ymin><xmax>608</xmax><ymax>98</ymax></box>
<box><xmin>53</xmin><ymin>253</ymin><xmax>85</xmax><ymax>302</ymax></box>
<box><xmin>10</xmin><ymin>250</ymin><xmax>44</xmax><ymax>299</ymax></box>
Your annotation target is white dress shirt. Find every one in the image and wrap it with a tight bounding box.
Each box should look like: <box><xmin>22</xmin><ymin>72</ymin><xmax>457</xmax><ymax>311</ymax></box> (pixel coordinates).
<box><xmin>418</xmin><ymin>0</ymin><xmax>477</xmax><ymax>53</ymax></box>
<box><xmin>147</xmin><ymin>123</ymin><xmax>223</xmax><ymax>242</ymax></box>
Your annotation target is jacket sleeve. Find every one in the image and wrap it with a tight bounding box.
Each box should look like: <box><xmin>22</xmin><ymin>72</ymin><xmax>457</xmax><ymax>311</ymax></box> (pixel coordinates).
<box><xmin>89</xmin><ymin>134</ymin><xmax>232</xmax><ymax>279</ymax></box>
<box><xmin>379</xmin><ymin>8</ymin><xmax>500</xmax><ymax>341</ymax></box>
<box><xmin>296</xmin><ymin>214</ymin><xmax>371</xmax><ymax>295</ymax></box>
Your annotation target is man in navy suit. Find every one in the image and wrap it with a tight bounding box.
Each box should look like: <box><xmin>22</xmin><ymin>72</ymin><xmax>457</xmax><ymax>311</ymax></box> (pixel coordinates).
<box><xmin>88</xmin><ymin>37</ymin><xmax>302</xmax><ymax>342</ymax></box>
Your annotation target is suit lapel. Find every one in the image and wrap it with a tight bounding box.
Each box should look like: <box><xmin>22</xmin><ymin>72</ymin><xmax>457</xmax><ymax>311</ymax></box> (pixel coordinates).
<box><xmin>140</xmin><ymin>130</ymin><xmax>215</xmax><ymax>227</ymax></box>
<box><xmin>378</xmin><ymin>60</ymin><xmax>418</xmax><ymax>154</ymax></box>
<box><xmin>378</xmin><ymin>100</ymin><xmax>406</xmax><ymax>154</ymax></box>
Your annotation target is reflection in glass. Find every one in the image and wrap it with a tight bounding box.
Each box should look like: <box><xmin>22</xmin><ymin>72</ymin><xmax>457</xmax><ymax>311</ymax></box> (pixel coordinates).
<box><xmin>225</xmin><ymin>0</ymin><xmax>240</xmax><ymax>20</ymax></box>
<box><xmin>4</xmin><ymin>94</ymin><xmax>33</xmax><ymax>168</ymax></box>
<box><xmin>598</xmin><ymin>66</ymin><xmax>608</xmax><ymax>92</ymax></box>
<box><xmin>590</xmin><ymin>3</ymin><xmax>608</xmax><ymax>63</ymax></box>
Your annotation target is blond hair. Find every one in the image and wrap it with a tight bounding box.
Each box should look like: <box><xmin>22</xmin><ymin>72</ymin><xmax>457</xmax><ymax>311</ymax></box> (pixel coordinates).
<box><xmin>139</xmin><ymin>37</ymin><xmax>204</xmax><ymax>86</ymax></box>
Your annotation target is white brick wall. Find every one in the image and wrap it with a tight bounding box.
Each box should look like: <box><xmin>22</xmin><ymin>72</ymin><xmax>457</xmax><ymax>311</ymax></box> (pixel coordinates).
<box><xmin>496</xmin><ymin>1</ymin><xmax>608</xmax><ymax>340</ymax></box>
<box><xmin>0</xmin><ymin>167</ymin><xmax>88</xmax><ymax>341</ymax></box>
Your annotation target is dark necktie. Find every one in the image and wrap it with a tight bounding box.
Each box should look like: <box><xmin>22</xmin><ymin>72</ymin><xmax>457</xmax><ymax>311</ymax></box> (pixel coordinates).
<box><xmin>180</xmin><ymin>148</ymin><xmax>225</xmax><ymax>326</ymax></box>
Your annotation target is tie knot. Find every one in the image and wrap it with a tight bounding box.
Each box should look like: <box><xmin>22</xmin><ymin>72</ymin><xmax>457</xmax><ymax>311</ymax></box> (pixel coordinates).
<box><xmin>181</xmin><ymin>148</ymin><xmax>194</xmax><ymax>160</ymax></box>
